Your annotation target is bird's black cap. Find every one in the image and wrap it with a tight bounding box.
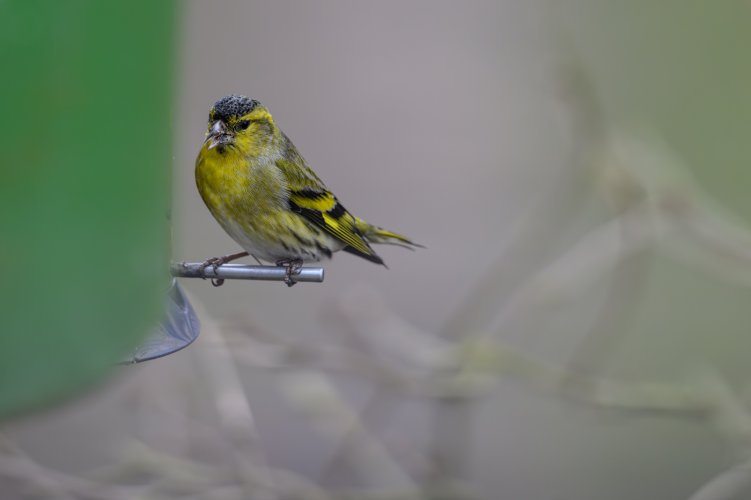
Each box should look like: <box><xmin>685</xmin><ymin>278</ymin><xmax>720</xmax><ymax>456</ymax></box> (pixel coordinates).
<box><xmin>211</xmin><ymin>95</ymin><xmax>259</xmax><ymax>121</ymax></box>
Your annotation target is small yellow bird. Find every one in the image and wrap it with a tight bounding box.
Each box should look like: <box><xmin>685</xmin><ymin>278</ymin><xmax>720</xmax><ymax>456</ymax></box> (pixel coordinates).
<box><xmin>195</xmin><ymin>95</ymin><xmax>420</xmax><ymax>286</ymax></box>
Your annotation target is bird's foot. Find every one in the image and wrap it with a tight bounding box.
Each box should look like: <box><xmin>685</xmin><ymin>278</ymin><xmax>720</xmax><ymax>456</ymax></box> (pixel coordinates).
<box><xmin>198</xmin><ymin>257</ymin><xmax>226</xmax><ymax>287</ymax></box>
<box><xmin>200</xmin><ymin>251</ymin><xmax>249</xmax><ymax>287</ymax></box>
<box><xmin>276</xmin><ymin>259</ymin><xmax>303</xmax><ymax>287</ymax></box>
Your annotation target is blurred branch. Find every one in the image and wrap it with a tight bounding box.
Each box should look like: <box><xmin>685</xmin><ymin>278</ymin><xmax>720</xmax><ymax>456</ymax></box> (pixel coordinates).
<box><xmin>0</xmin><ymin>435</ymin><xmax>137</xmax><ymax>500</ymax></box>
<box><xmin>439</xmin><ymin>56</ymin><xmax>609</xmax><ymax>342</ymax></box>
<box><xmin>319</xmin><ymin>385</ymin><xmax>400</xmax><ymax>487</ymax></box>
<box><xmin>687</xmin><ymin>461</ymin><xmax>751</xmax><ymax>500</ymax></box>
<box><xmin>224</xmin><ymin>309</ymin><xmax>421</xmax><ymax>492</ymax></box>
<box><xmin>685</xmin><ymin>372</ymin><xmax>751</xmax><ymax>500</ymax></box>
<box><xmin>279</xmin><ymin>371</ymin><xmax>417</xmax><ymax>490</ymax></box>
<box><xmin>189</xmin><ymin>296</ymin><xmax>279</xmax><ymax>500</ymax></box>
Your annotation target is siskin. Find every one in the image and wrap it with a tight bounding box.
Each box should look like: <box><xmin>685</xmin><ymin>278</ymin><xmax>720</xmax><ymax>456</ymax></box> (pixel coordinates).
<box><xmin>195</xmin><ymin>95</ymin><xmax>421</xmax><ymax>286</ymax></box>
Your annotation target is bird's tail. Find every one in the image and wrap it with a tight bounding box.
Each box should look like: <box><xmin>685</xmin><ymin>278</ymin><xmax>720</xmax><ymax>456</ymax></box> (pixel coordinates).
<box><xmin>354</xmin><ymin>218</ymin><xmax>424</xmax><ymax>250</ymax></box>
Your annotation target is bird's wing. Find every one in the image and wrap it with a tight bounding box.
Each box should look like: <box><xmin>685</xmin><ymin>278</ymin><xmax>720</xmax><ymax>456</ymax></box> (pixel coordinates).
<box><xmin>277</xmin><ymin>158</ymin><xmax>383</xmax><ymax>264</ymax></box>
<box><xmin>288</xmin><ymin>187</ymin><xmax>385</xmax><ymax>264</ymax></box>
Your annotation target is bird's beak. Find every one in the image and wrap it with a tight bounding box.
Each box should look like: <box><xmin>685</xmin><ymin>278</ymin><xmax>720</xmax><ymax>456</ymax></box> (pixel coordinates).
<box><xmin>206</xmin><ymin>120</ymin><xmax>231</xmax><ymax>150</ymax></box>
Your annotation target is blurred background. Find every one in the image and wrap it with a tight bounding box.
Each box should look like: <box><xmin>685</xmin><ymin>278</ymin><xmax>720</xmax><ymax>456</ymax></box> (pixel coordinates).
<box><xmin>4</xmin><ymin>1</ymin><xmax>751</xmax><ymax>499</ymax></box>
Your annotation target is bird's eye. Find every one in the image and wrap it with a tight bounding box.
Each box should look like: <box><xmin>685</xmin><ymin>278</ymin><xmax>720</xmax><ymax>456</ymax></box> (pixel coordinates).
<box><xmin>237</xmin><ymin>120</ymin><xmax>250</xmax><ymax>130</ymax></box>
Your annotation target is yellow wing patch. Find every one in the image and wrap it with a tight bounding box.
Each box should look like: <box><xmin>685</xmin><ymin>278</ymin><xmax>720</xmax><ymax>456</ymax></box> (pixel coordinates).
<box><xmin>288</xmin><ymin>189</ymin><xmax>377</xmax><ymax>259</ymax></box>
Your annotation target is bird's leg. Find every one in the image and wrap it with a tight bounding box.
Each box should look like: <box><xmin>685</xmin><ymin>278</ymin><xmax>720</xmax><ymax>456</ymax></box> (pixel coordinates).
<box><xmin>200</xmin><ymin>251</ymin><xmax>249</xmax><ymax>287</ymax></box>
<box><xmin>201</xmin><ymin>251</ymin><xmax>250</xmax><ymax>271</ymax></box>
<box><xmin>275</xmin><ymin>258</ymin><xmax>303</xmax><ymax>287</ymax></box>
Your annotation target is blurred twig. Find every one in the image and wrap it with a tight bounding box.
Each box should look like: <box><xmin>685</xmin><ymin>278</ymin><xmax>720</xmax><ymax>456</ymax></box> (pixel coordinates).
<box><xmin>0</xmin><ymin>435</ymin><xmax>137</xmax><ymax>500</ymax></box>
<box><xmin>687</xmin><ymin>461</ymin><xmax>751</xmax><ymax>500</ymax></box>
<box><xmin>190</xmin><ymin>297</ymin><xmax>279</xmax><ymax>500</ymax></box>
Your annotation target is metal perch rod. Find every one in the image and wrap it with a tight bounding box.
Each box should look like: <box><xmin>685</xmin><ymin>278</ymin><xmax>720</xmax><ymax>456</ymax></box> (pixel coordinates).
<box><xmin>171</xmin><ymin>262</ymin><xmax>325</xmax><ymax>283</ymax></box>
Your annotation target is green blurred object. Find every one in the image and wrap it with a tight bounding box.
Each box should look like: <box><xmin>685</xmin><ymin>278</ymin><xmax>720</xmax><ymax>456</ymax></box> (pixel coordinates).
<box><xmin>0</xmin><ymin>1</ymin><xmax>177</xmax><ymax>419</ymax></box>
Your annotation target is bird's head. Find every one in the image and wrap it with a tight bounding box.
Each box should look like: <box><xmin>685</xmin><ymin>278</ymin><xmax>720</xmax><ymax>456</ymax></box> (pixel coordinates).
<box><xmin>205</xmin><ymin>95</ymin><xmax>274</xmax><ymax>153</ymax></box>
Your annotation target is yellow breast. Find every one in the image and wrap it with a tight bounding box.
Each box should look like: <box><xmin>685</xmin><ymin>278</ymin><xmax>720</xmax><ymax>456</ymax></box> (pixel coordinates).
<box><xmin>195</xmin><ymin>144</ymin><xmax>286</xmax><ymax>230</ymax></box>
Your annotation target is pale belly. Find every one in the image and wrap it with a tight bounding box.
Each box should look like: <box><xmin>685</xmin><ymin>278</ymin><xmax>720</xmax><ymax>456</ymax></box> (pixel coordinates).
<box><xmin>221</xmin><ymin>217</ymin><xmax>338</xmax><ymax>263</ymax></box>
<box><xmin>210</xmin><ymin>200</ymin><xmax>344</xmax><ymax>264</ymax></box>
